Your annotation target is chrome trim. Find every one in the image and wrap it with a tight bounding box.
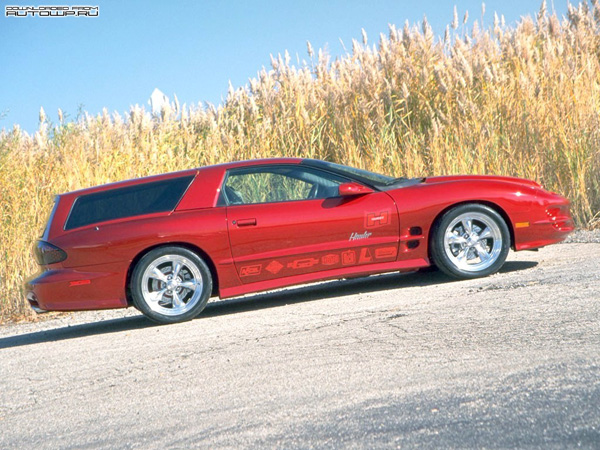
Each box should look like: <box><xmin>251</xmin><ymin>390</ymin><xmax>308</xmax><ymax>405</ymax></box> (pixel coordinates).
<box><xmin>30</xmin><ymin>305</ymin><xmax>48</xmax><ymax>314</ymax></box>
<box><xmin>141</xmin><ymin>254</ymin><xmax>203</xmax><ymax>316</ymax></box>
<box><xmin>27</xmin><ymin>292</ymin><xmax>48</xmax><ymax>314</ymax></box>
<box><xmin>443</xmin><ymin>212</ymin><xmax>503</xmax><ymax>272</ymax></box>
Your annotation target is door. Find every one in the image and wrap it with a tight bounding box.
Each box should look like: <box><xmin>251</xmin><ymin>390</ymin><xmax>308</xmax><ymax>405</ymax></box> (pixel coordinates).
<box><xmin>222</xmin><ymin>165</ymin><xmax>399</xmax><ymax>283</ymax></box>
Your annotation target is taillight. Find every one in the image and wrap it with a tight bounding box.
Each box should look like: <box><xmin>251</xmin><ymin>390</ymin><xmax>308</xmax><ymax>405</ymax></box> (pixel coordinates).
<box><xmin>34</xmin><ymin>240</ymin><xmax>67</xmax><ymax>265</ymax></box>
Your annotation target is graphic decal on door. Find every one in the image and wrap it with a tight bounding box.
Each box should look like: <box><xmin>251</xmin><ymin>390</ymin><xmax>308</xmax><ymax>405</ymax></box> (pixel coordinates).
<box><xmin>358</xmin><ymin>248</ymin><xmax>373</xmax><ymax>263</ymax></box>
<box><xmin>374</xmin><ymin>246</ymin><xmax>398</xmax><ymax>259</ymax></box>
<box><xmin>287</xmin><ymin>257</ymin><xmax>320</xmax><ymax>269</ymax></box>
<box><xmin>239</xmin><ymin>264</ymin><xmax>262</xmax><ymax>277</ymax></box>
<box><xmin>265</xmin><ymin>260</ymin><xmax>284</xmax><ymax>274</ymax></box>
<box><xmin>321</xmin><ymin>254</ymin><xmax>340</xmax><ymax>265</ymax></box>
<box><xmin>238</xmin><ymin>246</ymin><xmax>398</xmax><ymax>278</ymax></box>
<box><xmin>341</xmin><ymin>250</ymin><xmax>357</xmax><ymax>265</ymax></box>
<box><xmin>365</xmin><ymin>210</ymin><xmax>390</xmax><ymax>228</ymax></box>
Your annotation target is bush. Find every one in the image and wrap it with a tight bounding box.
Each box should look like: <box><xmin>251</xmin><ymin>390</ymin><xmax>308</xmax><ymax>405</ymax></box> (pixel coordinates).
<box><xmin>1</xmin><ymin>1</ymin><xmax>599</xmax><ymax>321</ymax></box>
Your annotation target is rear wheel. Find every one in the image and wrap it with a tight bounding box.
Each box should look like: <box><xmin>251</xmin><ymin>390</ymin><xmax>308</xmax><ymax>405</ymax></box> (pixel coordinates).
<box><xmin>431</xmin><ymin>204</ymin><xmax>510</xmax><ymax>279</ymax></box>
<box><xmin>131</xmin><ymin>246</ymin><xmax>212</xmax><ymax>324</ymax></box>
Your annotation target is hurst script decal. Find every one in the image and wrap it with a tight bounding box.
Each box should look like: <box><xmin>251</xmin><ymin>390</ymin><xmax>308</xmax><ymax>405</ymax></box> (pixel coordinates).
<box><xmin>5</xmin><ymin>5</ymin><xmax>99</xmax><ymax>17</ymax></box>
<box><xmin>238</xmin><ymin>245</ymin><xmax>399</xmax><ymax>278</ymax></box>
<box><xmin>349</xmin><ymin>231</ymin><xmax>372</xmax><ymax>241</ymax></box>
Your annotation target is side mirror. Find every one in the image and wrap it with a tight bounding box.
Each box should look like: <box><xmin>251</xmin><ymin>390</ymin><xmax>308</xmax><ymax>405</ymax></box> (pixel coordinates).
<box><xmin>338</xmin><ymin>182</ymin><xmax>374</xmax><ymax>197</ymax></box>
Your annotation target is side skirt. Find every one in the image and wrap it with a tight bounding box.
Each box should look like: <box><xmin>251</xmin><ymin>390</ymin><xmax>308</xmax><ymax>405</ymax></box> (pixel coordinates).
<box><xmin>219</xmin><ymin>258</ymin><xmax>429</xmax><ymax>299</ymax></box>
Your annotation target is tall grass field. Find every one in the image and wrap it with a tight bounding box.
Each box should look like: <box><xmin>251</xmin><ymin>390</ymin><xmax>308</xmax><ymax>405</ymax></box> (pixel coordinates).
<box><xmin>1</xmin><ymin>2</ymin><xmax>599</xmax><ymax>322</ymax></box>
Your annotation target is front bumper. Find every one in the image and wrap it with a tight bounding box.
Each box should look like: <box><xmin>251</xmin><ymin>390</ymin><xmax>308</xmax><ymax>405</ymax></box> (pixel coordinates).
<box><xmin>514</xmin><ymin>200</ymin><xmax>575</xmax><ymax>251</ymax></box>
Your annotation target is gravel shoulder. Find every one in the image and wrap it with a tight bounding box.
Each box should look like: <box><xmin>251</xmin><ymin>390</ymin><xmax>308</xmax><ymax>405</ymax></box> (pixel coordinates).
<box><xmin>1</xmin><ymin>234</ymin><xmax>599</xmax><ymax>448</ymax></box>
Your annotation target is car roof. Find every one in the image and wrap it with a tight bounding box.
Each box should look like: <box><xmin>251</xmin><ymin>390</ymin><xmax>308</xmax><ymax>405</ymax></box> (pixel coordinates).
<box><xmin>58</xmin><ymin>158</ymin><xmax>304</xmax><ymax>198</ymax></box>
<box><xmin>197</xmin><ymin>157</ymin><xmax>303</xmax><ymax>171</ymax></box>
<box><xmin>61</xmin><ymin>168</ymin><xmax>199</xmax><ymax>197</ymax></box>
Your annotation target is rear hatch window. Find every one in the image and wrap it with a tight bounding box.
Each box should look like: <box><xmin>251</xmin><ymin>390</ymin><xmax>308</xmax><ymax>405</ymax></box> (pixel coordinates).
<box><xmin>41</xmin><ymin>196</ymin><xmax>60</xmax><ymax>239</ymax></box>
<box><xmin>64</xmin><ymin>175</ymin><xmax>194</xmax><ymax>230</ymax></box>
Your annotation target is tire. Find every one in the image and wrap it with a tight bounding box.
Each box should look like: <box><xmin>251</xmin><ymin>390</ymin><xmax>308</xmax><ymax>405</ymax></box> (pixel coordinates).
<box><xmin>131</xmin><ymin>246</ymin><xmax>212</xmax><ymax>324</ymax></box>
<box><xmin>418</xmin><ymin>264</ymin><xmax>439</xmax><ymax>273</ymax></box>
<box><xmin>430</xmin><ymin>204</ymin><xmax>510</xmax><ymax>279</ymax></box>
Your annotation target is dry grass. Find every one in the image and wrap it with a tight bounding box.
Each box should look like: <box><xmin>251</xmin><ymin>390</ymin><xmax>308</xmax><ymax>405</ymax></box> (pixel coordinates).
<box><xmin>1</xmin><ymin>2</ymin><xmax>600</xmax><ymax>322</ymax></box>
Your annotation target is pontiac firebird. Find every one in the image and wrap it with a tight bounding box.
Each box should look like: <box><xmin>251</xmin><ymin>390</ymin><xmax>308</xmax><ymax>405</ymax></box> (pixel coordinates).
<box><xmin>25</xmin><ymin>158</ymin><xmax>574</xmax><ymax>324</ymax></box>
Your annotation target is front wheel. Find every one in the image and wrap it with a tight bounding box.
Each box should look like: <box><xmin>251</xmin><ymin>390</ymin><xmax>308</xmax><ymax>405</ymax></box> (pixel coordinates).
<box><xmin>131</xmin><ymin>246</ymin><xmax>212</xmax><ymax>324</ymax></box>
<box><xmin>430</xmin><ymin>204</ymin><xmax>510</xmax><ymax>279</ymax></box>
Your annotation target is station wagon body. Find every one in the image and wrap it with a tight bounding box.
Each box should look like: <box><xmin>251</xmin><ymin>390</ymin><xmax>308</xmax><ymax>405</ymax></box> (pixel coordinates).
<box><xmin>26</xmin><ymin>158</ymin><xmax>574</xmax><ymax>323</ymax></box>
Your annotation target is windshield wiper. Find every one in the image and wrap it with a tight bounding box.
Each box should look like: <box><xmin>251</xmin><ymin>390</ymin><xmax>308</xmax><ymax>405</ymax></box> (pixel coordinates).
<box><xmin>385</xmin><ymin>176</ymin><xmax>408</xmax><ymax>185</ymax></box>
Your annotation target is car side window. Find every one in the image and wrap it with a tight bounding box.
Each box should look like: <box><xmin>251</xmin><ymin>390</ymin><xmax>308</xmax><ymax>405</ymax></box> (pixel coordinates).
<box><xmin>222</xmin><ymin>166</ymin><xmax>348</xmax><ymax>205</ymax></box>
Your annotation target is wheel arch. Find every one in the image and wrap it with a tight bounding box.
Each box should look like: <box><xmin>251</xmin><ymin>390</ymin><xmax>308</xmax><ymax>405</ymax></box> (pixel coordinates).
<box><xmin>428</xmin><ymin>200</ymin><xmax>515</xmax><ymax>253</ymax></box>
<box><xmin>125</xmin><ymin>242</ymin><xmax>219</xmax><ymax>305</ymax></box>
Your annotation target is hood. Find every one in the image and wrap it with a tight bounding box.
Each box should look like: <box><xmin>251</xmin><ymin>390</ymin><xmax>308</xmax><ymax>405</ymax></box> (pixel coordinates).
<box><xmin>423</xmin><ymin>174</ymin><xmax>542</xmax><ymax>189</ymax></box>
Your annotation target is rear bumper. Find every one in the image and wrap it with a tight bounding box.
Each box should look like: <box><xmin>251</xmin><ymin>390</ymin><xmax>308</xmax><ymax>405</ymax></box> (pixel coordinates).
<box><xmin>26</xmin><ymin>291</ymin><xmax>48</xmax><ymax>314</ymax></box>
<box><xmin>24</xmin><ymin>263</ymin><xmax>129</xmax><ymax>312</ymax></box>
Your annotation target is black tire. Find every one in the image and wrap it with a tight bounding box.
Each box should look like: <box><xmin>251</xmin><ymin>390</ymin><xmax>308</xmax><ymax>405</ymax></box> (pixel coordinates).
<box><xmin>131</xmin><ymin>246</ymin><xmax>212</xmax><ymax>324</ymax></box>
<box><xmin>418</xmin><ymin>264</ymin><xmax>439</xmax><ymax>273</ymax></box>
<box><xmin>430</xmin><ymin>204</ymin><xmax>510</xmax><ymax>279</ymax></box>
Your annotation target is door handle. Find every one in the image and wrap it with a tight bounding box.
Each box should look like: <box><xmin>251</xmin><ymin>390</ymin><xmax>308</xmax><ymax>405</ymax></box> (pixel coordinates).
<box><xmin>235</xmin><ymin>218</ymin><xmax>257</xmax><ymax>227</ymax></box>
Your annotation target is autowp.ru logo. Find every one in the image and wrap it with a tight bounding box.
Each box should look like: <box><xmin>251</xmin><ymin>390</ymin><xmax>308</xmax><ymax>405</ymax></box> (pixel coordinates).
<box><xmin>5</xmin><ymin>5</ymin><xmax>99</xmax><ymax>17</ymax></box>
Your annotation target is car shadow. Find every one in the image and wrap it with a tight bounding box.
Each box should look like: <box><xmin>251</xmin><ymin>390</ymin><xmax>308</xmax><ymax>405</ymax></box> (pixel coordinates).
<box><xmin>201</xmin><ymin>260</ymin><xmax>537</xmax><ymax>318</ymax></box>
<box><xmin>0</xmin><ymin>260</ymin><xmax>537</xmax><ymax>350</ymax></box>
<box><xmin>0</xmin><ymin>315</ymin><xmax>154</xmax><ymax>350</ymax></box>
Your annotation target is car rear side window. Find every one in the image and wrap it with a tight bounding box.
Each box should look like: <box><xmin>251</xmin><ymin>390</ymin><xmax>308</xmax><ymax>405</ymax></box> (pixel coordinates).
<box><xmin>64</xmin><ymin>176</ymin><xmax>194</xmax><ymax>230</ymax></box>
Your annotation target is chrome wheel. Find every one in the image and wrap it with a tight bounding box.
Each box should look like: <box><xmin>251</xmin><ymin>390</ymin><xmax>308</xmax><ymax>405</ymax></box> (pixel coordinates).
<box><xmin>443</xmin><ymin>212</ymin><xmax>503</xmax><ymax>273</ymax></box>
<box><xmin>140</xmin><ymin>254</ymin><xmax>204</xmax><ymax>317</ymax></box>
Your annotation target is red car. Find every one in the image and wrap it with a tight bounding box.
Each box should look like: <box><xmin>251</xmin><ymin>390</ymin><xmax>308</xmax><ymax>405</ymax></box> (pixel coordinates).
<box><xmin>26</xmin><ymin>158</ymin><xmax>574</xmax><ymax>324</ymax></box>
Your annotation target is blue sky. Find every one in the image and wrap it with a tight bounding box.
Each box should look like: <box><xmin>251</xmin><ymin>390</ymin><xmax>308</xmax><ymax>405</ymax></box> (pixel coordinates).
<box><xmin>1</xmin><ymin>1</ymin><xmax>568</xmax><ymax>133</ymax></box>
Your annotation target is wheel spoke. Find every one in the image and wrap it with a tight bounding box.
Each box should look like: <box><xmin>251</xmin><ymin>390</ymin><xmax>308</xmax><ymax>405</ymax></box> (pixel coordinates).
<box><xmin>478</xmin><ymin>227</ymin><xmax>492</xmax><ymax>240</ymax></box>
<box><xmin>172</xmin><ymin>261</ymin><xmax>182</xmax><ymax>279</ymax></box>
<box><xmin>171</xmin><ymin>291</ymin><xmax>183</xmax><ymax>309</ymax></box>
<box><xmin>179</xmin><ymin>280</ymin><xmax>198</xmax><ymax>291</ymax></box>
<box><xmin>461</xmin><ymin>218</ymin><xmax>473</xmax><ymax>235</ymax></box>
<box><xmin>456</xmin><ymin>248</ymin><xmax>468</xmax><ymax>263</ymax></box>
<box><xmin>150</xmin><ymin>267</ymin><xmax>168</xmax><ymax>283</ymax></box>
<box><xmin>147</xmin><ymin>288</ymin><xmax>167</xmax><ymax>303</ymax></box>
<box><xmin>446</xmin><ymin>232</ymin><xmax>466</xmax><ymax>245</ymax></box>
<box><xmin>475</xmin><ymin>242</ymin><xmax>492</xmax><ymax>262</ymax></box>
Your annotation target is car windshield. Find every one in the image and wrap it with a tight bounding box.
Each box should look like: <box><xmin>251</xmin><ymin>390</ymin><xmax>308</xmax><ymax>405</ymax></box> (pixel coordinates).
<box><xmin>303</xmin><ymin>160</ymin><xmax>398</xmax><ymax>186</ymax></box>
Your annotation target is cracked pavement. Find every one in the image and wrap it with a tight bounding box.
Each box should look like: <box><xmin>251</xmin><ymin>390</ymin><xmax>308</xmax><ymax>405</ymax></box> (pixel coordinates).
<box><xmin>1</xmin><ymin>242</ymin><xmax>599</xmax><ymax>448</ymax></box>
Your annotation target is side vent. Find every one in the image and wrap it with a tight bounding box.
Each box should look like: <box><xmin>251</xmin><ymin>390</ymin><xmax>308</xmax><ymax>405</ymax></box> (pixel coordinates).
<box><xmin>401</xmin><ymin>226</ymin><xmax>425</xmax><ymax>252</ymax></box>
<box><xmin>409</xmin><ymin>226</ymin><xmax>422</xmax><ymax>236</ymax></box>
<box><xmin>406</xmin><ymin>240</ymin><xmax>420</xmax><ymax>249</ymax></box>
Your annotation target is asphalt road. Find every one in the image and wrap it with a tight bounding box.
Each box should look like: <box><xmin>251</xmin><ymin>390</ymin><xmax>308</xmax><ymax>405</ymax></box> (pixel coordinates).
<box><xmin>1</xmin><ymin>242</ymin><xmax>599</xmax><ymax>449</ymax></box>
